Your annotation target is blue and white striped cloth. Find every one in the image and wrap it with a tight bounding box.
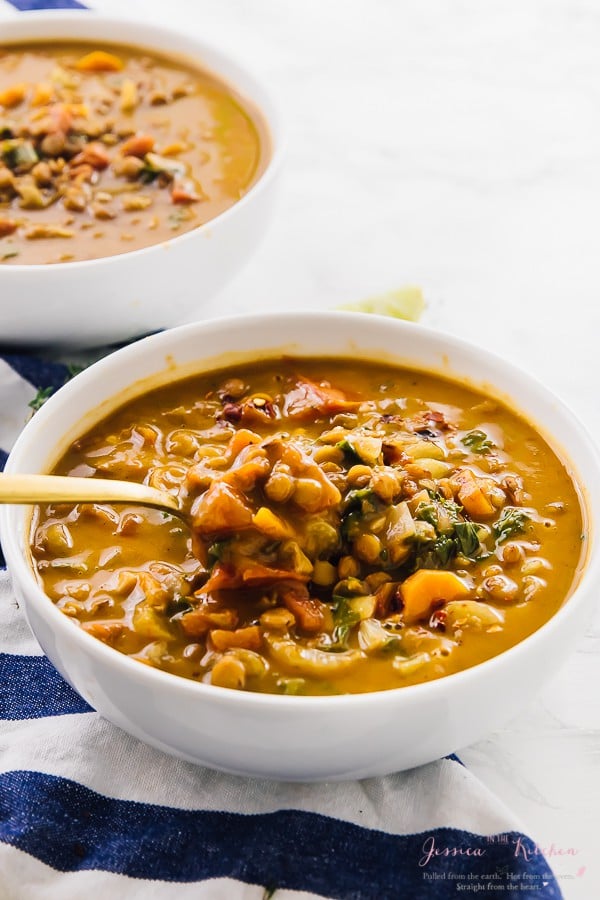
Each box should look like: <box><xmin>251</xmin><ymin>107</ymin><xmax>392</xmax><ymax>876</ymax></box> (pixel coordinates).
<box><xmin>0</xmin><ymin>0</ymin><xmax>564</xmax><ymax>895</ymax></box>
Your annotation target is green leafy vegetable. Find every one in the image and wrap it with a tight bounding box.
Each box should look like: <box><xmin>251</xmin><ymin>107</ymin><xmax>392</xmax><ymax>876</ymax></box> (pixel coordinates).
<box><xmin>461</xmin><ymin>430</ymin><xmax>495</xmax><ymax>454</ymax></box>
<box><xmin>1</xmin><ymin>138</ymin><xmax>38</xmax><ymax>170</ymax></box>
<box><xmin>27</xmin><ymin>364</ymin><xmax>87</xmax><ymax>416</ymax></box>
<box><xmin>336</xmin><ymin>437</ymin><xmax>362</xmax><ymax>464</ymax></box>
<box><xmin>342</xmin><ymin>487</ymin><xmax>378</xmax><ymax>514</ymax></box>
<box><xmin>416</xmin><ymin>493</ymin><xmax>462</xmax><ymax>534</ymax></box>
<box><xmin>331</xmin><ymin>595</ymin><xmax>361</xmax><ymax>648</ymax></box>
<box><xmin>414</xmin><ymin>501</ymin><xmax>438</xmax><ymax>528</ymax></box>
<box><xmin>413</xmin><ymin>533</ymin><xmax>457</xmax><ymax>570</ymax></box>
<box><xmin>493</xmin><ymin>508</ymin><xmax>529</xmax><ymax>543</ymax></box>
<box><xmin>340</xmin><ymin>509</ymin><xmax>361</xmax><ymax>541</ymax></box>
<box><xmin>207</xmin><ymin>541</ymin><xmax>229</xmax><ymax>563</ymax></box>
<box><xmin>341</xmin><ymin>488</ymin><xmax>380</xmax><ymax>540</ymax></box>
<box><xmin>168</xmin><ymin>206</ymin><xmax>194</xmax><ymax>229</ymax></box>
<box><xmin>166</xmin><ymin>596</ymin><xmax>193</xmax><ymax>618</ymax></box>
<box><xmin>276</xmin><ymin>678</ymin><xmax>305</xmax><ymax>696</ymax></box>
<box><xmin>412</xmin><ymin>514</ymin><xmax>485</xmax><ymax>570</ymax></box>
<box><xmin>454</xmin><ymin>521</ymin><xmax>481</xmax><ymax>557</ymax></box>
<box><xmin>430</xmin><ymin>534</ymin><xmax>456</xmax><ymax>567</ymax></box>
<box><xmin>436</xmin><ymin>496</ymin><xmax>463</xmax><ymax>520</ymax></box>
<box><xmin>28</xmin><ymin>385</ymin><xmax>53</xmax><ymax>413</ymax></box>
<box><xmin>142</xmin><ymin>152</ymin><xmax>186</xmax><ymax>185</ymax></box>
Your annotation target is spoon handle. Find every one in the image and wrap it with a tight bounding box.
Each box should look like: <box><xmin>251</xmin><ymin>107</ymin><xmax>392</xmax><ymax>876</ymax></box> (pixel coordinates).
<box><xmin>0</xmin><ymin>473</ymin><xmax>181</xmax><ymax>516</ymax></box>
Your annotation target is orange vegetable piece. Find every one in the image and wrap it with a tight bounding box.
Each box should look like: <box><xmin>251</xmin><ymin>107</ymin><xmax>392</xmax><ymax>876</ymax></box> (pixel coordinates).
<box><xmin>171</xmin><ymin>181</ymin><xmax>202</xmax><ymax>204</ymax></box>
<box><xmin>400</xmin><ymin>569</ymin><xmax>470</xmax><ymax>624</ymax></box>
<box><xmin>0</xmin><ymin>83</ymin><xmax>27</xmax><ymax>108</ymax></box>
<box><xmin>0</xmin><ymin>219</ymin><xmax>18</xmax><ymax>238</ymax></box>
<box><xmin>283</xmin><ymin>378</ymin><xmax>359</xmax><ymax>420</ymax></box>
<box><xmin>136</xmin><ymin>571</ymin><xmax>169</xmax><ymax>609</ymax></box>
<box><xmin>160</xmin><ymin>141</ymin><xmax>187</xmax><ymax>157</ymax></box>
<box><xmin>226</xmin><ymin>428</ymin><xmax>262</xmax><ymax>461</ymax></box>
<box><xmin>201</xmin><ymin>563</ymin><xmax>241</xmax><ymax>592</ymax></box>
<box><xmin>191</xmin><ymin>481</ymin><xmax>253</xmax><ymax>538</ymax></box>
<box><xmin>63</xmin><ymin>102</ymin><xmax>89</xmax><ymax>119</ymax></box>
<box><xmin>241</xmin><ymin>562</ymin><xmax>310</xmax><ymax>588</ymax></box>
<box><xmin>252</xmin><ymin>507</ymin><xmax>295</xmax><ymax>541</ymax></box>
<box><xmin>210</xmin><ymin>625</ymin><xmax>262</xmax><ymax>652</ymax></box>
<box><xmin>31</xmin><ymin>82</ymin><xmax>54</xmax><ymax>107</ymax></box>
<box><xmin>203</xmin><ymin>561</ymin><xmax>309</xmax><ymax>593</ymax></box>
<box><xmin>72</xmin><ymin>141</ymin><xmax>110</xmax><ymax>170</ymax></box>
<box><xmin>120</xmin><ymin>134</ymin><xmax>155</xmax><ymax>158</ymax></box>
<box><xmin>81</xmin><ymin>621</ymin><xmax>124</xmax><ymax>642</ymax></box>
<box><xmin>280</xmin><ymin>586</ymin><xmax>326</xmax><ymax>634</ymax></box>
<box><xmin>180</xmin><ymin>606</ymin><xmax>238</xmax><ymax>637</ymax></box>
<box><xmin>70</xmin><ymin>163</ymin><xmax>94</xmax><ymax>184</ymax></box>
<box><xmin>222</xmin><ymin>443</ymin><xmax>270</xmax><ymax>492</ymax></box>
<box><xmin>453</xmin><ymin>469</ymin><xmax>495</xmax><ymax>518</ymax></box>
<box><xmin>75</xmin><ymin>50</ymin><xmax>124</xmax><ymax>72</ymax></box>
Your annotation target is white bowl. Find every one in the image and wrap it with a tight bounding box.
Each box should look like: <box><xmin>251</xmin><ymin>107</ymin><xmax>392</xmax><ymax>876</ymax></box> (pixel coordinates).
<box><xmin>0</xmin><ymin>13</ymin><xmax>282</xmax><ymax>348</ymax></box>
<box><xmin>1</xmin><ymin>312</ymin><xmax>598</xmax><ymax>780</ymax></box>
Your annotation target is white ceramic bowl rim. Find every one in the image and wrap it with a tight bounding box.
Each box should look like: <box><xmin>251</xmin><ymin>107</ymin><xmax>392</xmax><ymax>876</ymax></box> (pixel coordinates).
<box><xmin>2</xmin><ymin>312</ymin><xmax>599</xmax><ymax>710</ymax></box>
<box><xmin>0</xmin><ymin>10</ymin><xmax>283</xmax><ymax>272</ymax></box>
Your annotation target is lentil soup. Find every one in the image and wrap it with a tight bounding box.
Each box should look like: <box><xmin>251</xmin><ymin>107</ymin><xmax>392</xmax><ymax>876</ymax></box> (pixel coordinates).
<box><xmin>0</xmin><ymin>41</ymin><xmax>264</xmax><ymax>264</ymax></box>
<box><xmin>32</xmin><ymin>358</ymin><xmax>584</xmax><ymax>695</ymax></box>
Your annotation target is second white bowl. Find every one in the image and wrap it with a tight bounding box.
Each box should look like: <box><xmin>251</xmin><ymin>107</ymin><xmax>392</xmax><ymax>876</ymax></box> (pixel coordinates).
<box><xmin>0</xmin><ymin>12</ymin><xmax>282</xmax><ymax>347</ymax></box>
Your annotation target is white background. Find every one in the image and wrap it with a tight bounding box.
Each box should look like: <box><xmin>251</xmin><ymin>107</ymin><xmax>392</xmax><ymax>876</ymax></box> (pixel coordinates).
<box><xmin>2</xmin><ymin>1</ymin><xmax>599</xmax><ymax>897</ymax></box>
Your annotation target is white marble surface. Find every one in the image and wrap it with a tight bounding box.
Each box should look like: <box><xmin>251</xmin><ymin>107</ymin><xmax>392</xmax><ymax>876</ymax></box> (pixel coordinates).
<box><xmin>3</xmin><ymin>0</ymin><xmax>599</xmax><ymax>896</ymax></box>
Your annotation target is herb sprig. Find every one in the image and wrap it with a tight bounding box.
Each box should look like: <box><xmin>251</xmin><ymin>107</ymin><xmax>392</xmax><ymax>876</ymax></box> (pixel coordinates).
<box><xmin>461</xmin><ymin>429</ymin><xmax>495</xmax><ymax>454</ymax></box>
<box><xmin>493</xmin><ymin>508</ymin><xmax>529</xmax><ymax>543</ymax></box>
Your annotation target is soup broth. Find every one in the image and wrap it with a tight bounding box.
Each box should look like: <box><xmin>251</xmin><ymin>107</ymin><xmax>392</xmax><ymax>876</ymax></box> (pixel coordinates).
<box><xmin>0</xmin><ymin>40</ymin><xmax>264</xmax><ymax>263</ymax></box>
<box><xmin>32</xmin><ymin>358</ymin><xmax>584</xmax><ymax>695</ymax></box>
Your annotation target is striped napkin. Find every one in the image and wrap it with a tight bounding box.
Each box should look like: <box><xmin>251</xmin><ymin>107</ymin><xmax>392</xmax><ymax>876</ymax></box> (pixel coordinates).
<box><xmin>0</xmin><ymin>0</ymin><xmax>564</xmax><ymax>896</ymax></box>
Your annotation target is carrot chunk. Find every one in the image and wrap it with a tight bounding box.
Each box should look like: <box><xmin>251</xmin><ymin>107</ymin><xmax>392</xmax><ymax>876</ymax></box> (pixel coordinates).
<box><xmin>0</xmin><ymin>83</ymin><xmax>27</xmax><ymax>108</ymax></box>
<box><xmin>400</xmin><ymin>569</ymin><xmax>470</xmax><ymax>623</ymax></box>
<box><xmin>191</xmin><ymin>482</ymin><xmax>253</xmax><ymax>538</ymax></box>
<box><xmin>75</xmin><ymin>50</ymin><xmax>124</xmax><ymax>72</ymax></box>
<box><xmin>0</xmin><ymin>219</ymin><xmax>18</xmax><ymax>238</ymax></box>
<box><xmin>284</xmin><ymin>378</ymin><xmax>359</xmax><ymax>420</ymax></box>
<box><xmin>120</xmin><ymin>134</ymin><xmax>155</xmax><ymax>157</ymax></box>
<box><xmin>226</xmin><ymin>428</ymin><xmax>262</xmax><ymax>460</ymax></box>
<box><xmin>452</xmin><ymin>469</ymin><xmax>495</xmax><ymax>518</ymax></box>
<box><xmin>171</xmin><ymin>181</ymin><xmax>202</xmax><ymax>204</ymax></box>
<box><xmin>71</xmin><ymin>142</ymin><xmax>110</xmax><ymax>170</ymax></box>
<box><xmin>281</xmin><ymin>586</ymin><xmax>326</xmax><ymax>634</ymax></box>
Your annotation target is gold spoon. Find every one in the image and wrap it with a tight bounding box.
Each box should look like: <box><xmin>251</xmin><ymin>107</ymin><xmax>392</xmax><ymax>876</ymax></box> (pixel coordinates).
<box><xmin>0</xmin><ymin>473</ymin><xmax>184</xmax><ymax>520</ymax></box>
